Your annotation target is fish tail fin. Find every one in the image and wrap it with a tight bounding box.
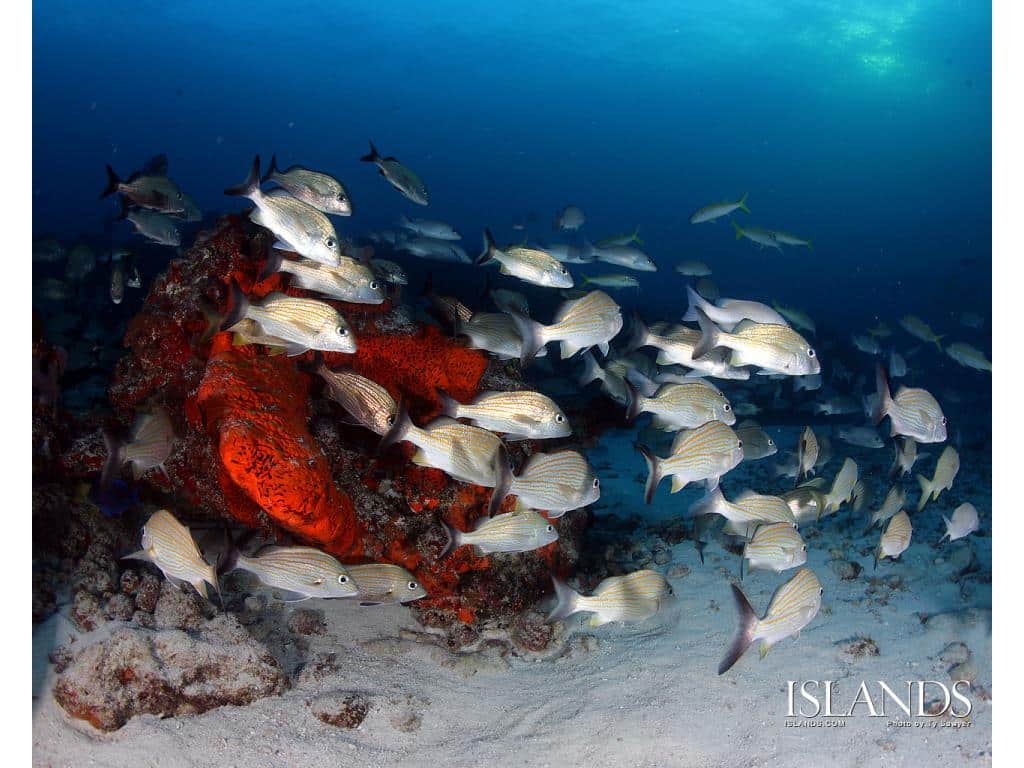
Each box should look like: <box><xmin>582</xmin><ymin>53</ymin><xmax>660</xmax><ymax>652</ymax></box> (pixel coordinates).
<box><xmin>916</xmin><ymin>473</ymin><xmax>932</xmax><ymax>512</ymax></box>
<box><xmin>378</xmin><ymin>402</ymin><xmax>411</xmax><ymax>454</ymax></box>
<box><xmin>546</xmin><ymin>575</ymin><xmax>581</xmax><ymax>623</ymax></box>
<box><xmin>437</xmin><ymin>389</ymin><xmax>459</xmax><ymax>419</ymax></box>
<box><xmin>477</xmin><ymin>228</ymin><xmax>498</xmax><ymax>265</ymax></box>
<box><xmin>439</xmin><ymin>520</ymin><xmax>461</xmax><ymax>558</ymax></box>
<box><xmin>224</xmin><ymin>155</ymin><xmax>261</xmax><ymax>198</ymax></box>
<box><xmin>630</xmin><ymin>225</ymin><xmax>643</xmax><ymax>245</ymax></box>
<box><xmin>692</xmin><ymin>307</ymin><xmax>723</xmax><ymax>361</ymax></box>
<box><xmin>360</xmin><ymin>140</ymin><xmax>380</xmax><ymax>163</ymax></box>
<box><xmin>197</xmin><ymin>297</ymin><xmax>224</xmax><ymax>345</ymax></box>
<box><xmin>939</xmin><ymin>516</ymin><xmax>952</xmax><ymax>544</ymax></box>
<box><xmin>219</xmin><ymin>281</ymin><xmax>250</xmax><ymax>331</ymax></box>
<box><xmin>622</xmin><ymin>311</ymin><xmax>649</xmax><ymax>353</ymax></box>
<box><xmin>580</xmin><ymin>275</ymin><xmax>591</xmax><ymax>287</ymax></box>
<box><xmin>624</xmin><ymin>379</ymin><xmax>643</xmax><ymax>423</ymax></box>
<box><xmin>208</xmin><ymin>565</ymin><xmax>223</xmax><ymax>610</ymax></box>
<box><xmin>99</xmin><ymin>430</ymin><xmax>124</xmax><ymax>491</ymax></box>
<box><xmin>488</xmin><ymin>444</ymin><xmax>512</xmax><ymax>517</ymax></box>
<box><xmin>873</xmin><ymin>363</ymin><xmax>892</xmax><ymax>425</ymax></box>
<box><xmin>736</xmin><ymin>192</ymin><xmax>750</xmax><ymax>213</ymax></box>
<box><xmin>100</xmin><ymin>165</ymin><xmax>121</xmax><ymax>198</ymax></box>
<box><xmin>258</xmin><ymin>249</ymin><xmax>283</xmax><ymax>282</ymax></box>
<box><xmin>732</xmin><ymin>220</ymin><xmax>744</xmax><ymax>239</ymax></box>
<box><xmin>509</xmin><ymin>310</ymin><xmax>545</xmax><ymax>367</ymax></box>
<box><xmin>217</xmin><ymin>523</ymin><xmax>241</xmax><ymax>576</ymax></box>
<box><xmin>718</xmin><ymin>583</ymin><xmax>758</xmax><ymax>674</ymax></box>
<box><xmin>577</xmin><ymin>351</ymin><xmax>604</xmax><ymax>387</ymax></box>
<box><xmin>261</xmin><ymin>153</ymin><xmax>279</xmax><ymax>183</ymax></box>
<box><xmin>934</xmin><ymin>335</ymin><xmax>945</xmax><ymax>352</ymax></box>
<box><xmin>682</xmin><ymin>283</ymin><xmax>710</xmax><ymax>322</ymax></box>
<box><xmin>637</xmin><ymin>444</ymin><xmax>662</xmax><ymax>505</ymax></box>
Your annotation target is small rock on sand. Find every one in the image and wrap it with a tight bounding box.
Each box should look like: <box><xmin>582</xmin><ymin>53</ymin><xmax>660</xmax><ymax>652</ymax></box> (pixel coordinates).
<box><xmin>288</xmin><ymin>608</ymin><xmax>327</xmax><ymax>636</ymax></box>
<box><xmin>309</xmin><ymin>692</ymin><xmax>371</xmax><ymax>729</ymax></box>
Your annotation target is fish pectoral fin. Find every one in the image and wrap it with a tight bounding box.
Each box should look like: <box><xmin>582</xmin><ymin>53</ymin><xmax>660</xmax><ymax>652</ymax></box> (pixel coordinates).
<box><xmin>597</xmin><ymin>342</ymin><xmax>610</xmax><ymax>356</ymax></box>
<box><xmin>670</xmin><ymin>476</ymin><xmax>688</xmax><ymax>493</ymax></box>
<box><xmin>272</xmin><ymin>239</ymin><xmax>296</xmax><ymax>252</ymax></box>
<box><xmin>358</xmin><ymin>600</ymin><xmax>384</xmax><ymax>607</ymax></box>
<box><xmin>587</xmin><ymin>614</ymin><xmax>608</xmax><ymax>628</ymax></box>
<box><xmin>284</xmin><ymin>342</ymin><xmax>310</xmax><ymax>357</ymax></box>
<box><xmin>758</xmin><ymin>641</ymin><xmax>773</xmax><ymax>659</ymax></box>
<box><xmin>411</xmin><ymin>449</ymin><xmax>430</xmax><ymax>467</ymax></box>
<box><xmin>275</xmin><ymin>589</ymin><xmax>313</xmax><ymax>602</ymax></box>
<box><xmin>122</xmin><ymin>548</ymin><xmax>151</xmax><ymax>563</ymax></box>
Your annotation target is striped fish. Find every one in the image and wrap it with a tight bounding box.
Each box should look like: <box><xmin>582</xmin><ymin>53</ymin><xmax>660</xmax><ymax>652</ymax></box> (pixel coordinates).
<box><xmin>260</xmin><ymin>155</ymin><xmax>352</xmax><ymax>215</ymax></box>
<box><xmin>509</xmin><ymin>449</ymin><xmax>600</xmax><ymax>517</ymax></box>
<box><xmin>916</xmin><ymin>446</ymin><xmax>960</xmax><ymax>512</ymax></box>
<box><xmin>225</xmin><ymin>156</ymin><xmax>341</xmax><ymax>267</ymax></box>
<box><xmin>797</xmin><ymin>426</ymin><xmax>819</xmax><ymax>483</ymax></box>
<box><xmin>891</xmin><ymin>436</ymin><xmax>920</xmax><ymax>477</ymax></box>
<box><xmin>439</xmin><ymin>389</ymin><xmax>571</xmax><ymax>440</ymax></box>
<box><xmin>512</xmin><ymin>290</ymin><xmax>623</xmax><ymax>362</ymax></box>
<box><xmin>103</xmin><ymin>409</ymin><xmax>176</xmax><ymax>487</ymax></box>
<box><xmin>735</xmin><ymin>420</ymin><xmax>777</xmax><ymax>461</ymax></box>
<box><xmin>442</xmin><ymin>510</ymin><xmax>558</xmax><ymax>555</ymax></box>
<box><xmin>874</xmin><ymin>365</ymin><xmax>947</xmax><ymax>443</ymax></box>
<box><xmin>260</xmin><ymin>250</ymin><xmax>384</xmax><ymax>305</ymax></box>
<box><xmin>626</xmin><ymin>380</ymin><xmax>735</xmax><ymax>430</ymax></box>
<box><xmin>547</xmin><ymin>570</ymin><xmax>672</xmax><ymax>627</ymax></box>
<box><xmin>692</xmin><ymin>487</ymin><xmax>796</xmax><ymax>538</ymax></box>
<box><xmin>125</xmin><ymin>509</ymin><xmax>218</xmax><ymax>601</ymax></box>
<box><xmin>693</xmin><ymin>309</ymin><xmax>820</xmax><ymax>376</ymax></box>
<box><xmin>743</xmin><ymin>522</ymin><xmax>807</xmax><ymax>572</ymax></box>
<box><xmin>639</xmin><ymin>421</ymin><xmax>743</xmax><ymax>503</ymax></box>
<box><xmin>869</xmin><ymin>484</ymin><xmax>907</xmax><ymax>528</ymax></box>
<box><xmin>317</xmin><ymin>363</ymin><xmax>398</xmax><ymax>436</ymax></box>
<box><xmin>479</xmin><ymin>230</ymin><xmax>573</xmax><ymax>288</ymax></box>
<box><xmin>780</xmin><ymin>486</ymin><xmax>828</xmax><ymax>525</ymax></box>
<box><xmin>222</xmin><ymin>285</ymin><xmax>356</xmax><ymax>356</ymax></box>
<box><xmin>224</xmin><ymin>545</ymin><xmax>359</xmax><ymax>601</ymax></box>
<box><xmin>382</xmin><ymin>412</ymin><xmax>511</xmax><ymax>516</ymax></box>
<box><xmin>345</xmin><ymin>563</ymin><xmax>427</xmax><ymax>605</ymax></box>
<box><xmin>719</xmin><ymin>567</ymin><xmax>823</xmax><ymax>674</ymax></box>
<box><xmin>876</xmin><ymin>511</ymin><xmax>912</xmax><ymax>566</ymax></box>
<box><xmin>824</xmin><ymin>457</ymin><xmax>858</xmax><ymax>513</ymax></box>
<box><xmin>457</xmin><ymin>312</ymin><xmax>547</xmax><ymax>360</ymax></box>
<box><xmin>850</xmin><ymin>478</ymin><xmax>871</xmax><ymax>515</ymax></box>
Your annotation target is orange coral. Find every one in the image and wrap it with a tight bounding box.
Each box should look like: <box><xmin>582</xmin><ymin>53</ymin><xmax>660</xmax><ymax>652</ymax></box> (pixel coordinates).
<box><xmin>197</xmin><ymin>345</ymin><xmax>362</xmax><ymax>557</ymax></box>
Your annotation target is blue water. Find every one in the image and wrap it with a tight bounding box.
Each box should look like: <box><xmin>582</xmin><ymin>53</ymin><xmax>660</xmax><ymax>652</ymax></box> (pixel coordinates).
<box><xmin>33</xmin><ymin>0</ymin><xmax>991</xmax><ymax>412</ymax></box>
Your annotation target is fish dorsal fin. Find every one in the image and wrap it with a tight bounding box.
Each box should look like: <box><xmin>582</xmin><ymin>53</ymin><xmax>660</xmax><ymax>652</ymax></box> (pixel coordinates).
<box><xmin>732</xmin><ymin>319</ymin><xmax>760</xmax><ymax>334</ymax></box>
<box><xmin>552</xmin><ymin>296</ymin><xmax>581</xmax><ymax>325</ymax></box>
<box><xmin>424</xmin><ymin>416</ymin><xmax>463</xmax><ymax>432</ymax></box>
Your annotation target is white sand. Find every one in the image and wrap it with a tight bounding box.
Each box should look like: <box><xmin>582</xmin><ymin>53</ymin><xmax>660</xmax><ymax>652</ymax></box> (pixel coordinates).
<box><xmin>33</xmin><ymin>428</ymin><xmax>992</xmax><ymax>767</ymax></box>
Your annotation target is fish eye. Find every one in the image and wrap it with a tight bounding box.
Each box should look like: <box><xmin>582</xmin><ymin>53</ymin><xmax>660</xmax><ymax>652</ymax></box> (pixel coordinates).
<box><xmin>408</xmin><ymin>581</ymin><xmax>418</xmax><ymax>590</ymax></box>
<box><xmin>336</xmin><ymin>326</ymin><xmax>348</xmax><ymax>336</ymax></box>
<box><xmin>370</xmin><ymin>281</ymin><xmax>379</xmax><ymax>290</ymax></box>
<box><xmin>555</xmin><ymin>414</ymin><xmax>566</xmax><ymax>423</ymax></box>
<box><xmin>807</xmin><ymin>348</ymin><xmax>816</xmax><ymax>358</ymax></box>
<box><xmin>737</xmin><ymin>439</ymin><xmax>743</xmax><ymax>448</ymax></box>
<box><xmin>546</xmin><ymin>525</ymin><xmax>554</xmax><ymax>532</ymax></box>
<box><xmin>593</xmin><ymin>478</ymin><xmax>600</xmax><ymax>488</ymax></box>
<box><xmin>338</xmin><ymin>574</ymin><xmax>349</xmax><ymax>583</ymax></box>
<box><xmin>559</xmin><ymin>267</ymin><xmax>568</xmax><ymax>275</ymax></box>
<box><xmin>792</xmin><ymin>523</ymin><xmax>798</xmax><ymax>529</ymax></box>
<box><xmin>386</xmin><ymin>414</ymin><xmax>396</xmax><ymax>426</ymax></box>
<box><xmin>941</xmin><ymin>417</ymin><xmax>947</xmax><ymax>425</ymax></box>
<box><xmin>326</xmin><ymin>237</ymin><xmax>336</xmax><ymax>248</ymax></box>
<box><xmin>723</xmin><ymin>403</ymin><xmax>731</xmax><ymax>412</ymax></box>
<box><xmin>819</xmin><ymin>587</ymin><xmax>824</xmax><ymax>595</ymax></box>
<box><xmin>802</xmin><ymin>545</ymin><xmax>807</xmax><ymax>551</ymax></box>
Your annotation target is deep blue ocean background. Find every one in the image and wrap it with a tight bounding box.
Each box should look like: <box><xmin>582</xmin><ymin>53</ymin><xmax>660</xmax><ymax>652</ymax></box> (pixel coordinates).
<box><xmin>33</xmin><ymin>0</ymin><xmax>992</xmax><ymax>423</ymax></box>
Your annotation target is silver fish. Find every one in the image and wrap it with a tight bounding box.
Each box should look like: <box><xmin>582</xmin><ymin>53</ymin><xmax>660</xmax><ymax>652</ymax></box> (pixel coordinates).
<box><xmin>940</xmin><ymin>503</ymin><xmax>979</xmax><ymax>544</ymax></box>
<box><xmin>693</xmin><ymin>309</ymin><xmax>819</xmax><ymax>376</ymax></box>
<box><xmin>346</xmin><ymin>563</ymin><xmax>427</xmax><ymax>605</ymax></box>
<box><xmin>442</xmin><ymin>510</ymin><xmax>558</xmax><ymax>555</ymax></box>
<box><xmin>873</xmin><ymin>364</ymin><xmax>946</xmax><ymax>443</ymax></box>
<box><xmin>690</xmin><ymin>193</ymin><xmax>749</xmax><ymax>224</ymax></box>
<box><xmin>554</xmin><ymin>205</ymin><xmax>585</xmax><ymax>231</ymax></box>
<box><xmin>732</xmin><ymin>222</ymin><xmax>781</xmax><ymax>250</ymax></box>
<box><xmin>547</xmin><ymin>570</ymin><xmax>672</xmax><ymax>627</ymax></box>
<box><xmin>545</xmin><ymin>243</ymin><xmax>595</xmax><ymax>264</ymax></box>
<box><xmin>224</xmin><ymin>545</ymin><xmax>359</xmax><ymax>601</ymax></box>
<box><xmin>125</xmin><ymin>510</ymin><xmax>218</xmax><ymax>600</ymax></box>
<box><xmin>102</xmin><ymin>165</ymin><xmax>185</xmax><ymax>213</ymax></box>
<box><xmin>916</xmin><ymin>446</ymin><xmax>959</xmax><ymax>512</ymax></box>
<box><xmin>225</xmin><ymin>156</ymin><xmax>341</xmax><ymax>267</ymax></box>
<box><xmin>398</xmin><ymin>215</ymin><xmax>460</xmax><ymax>240</ymax></box>
<box><xmin>585</xmin><ymin>241</ymin><xmax>657</xmax><ymax>271</ymax></box>
<box><xmin>398</xmin><ymin>235</ymin><xmax>470</xmax><ymax>263</ymax></box>
<box><xmin>639</xmin><ymin>421</ymin><xmax>743</xmax><ymax>503</ymax></box>
<box><xmin>824</xmin><ymin>458</ymin><xmax>858</xmax><ymax>513</ymax></box>
<box><xmin>221</xmin><ymin>286</ymin><xmax>356</xmax><ymax>355</ymax></box>
<box><xmin>719</xmin><ymin>567</ymin><xmax>822</xmax><ymax>674</ymax></box>
<box><xmin>869</xmin><ymin>484</ymin><xmax>907</xmax><ymax>528</ymax></box>
<box><xmin>260</xmin><ymin>251</ymin><xmax>384</xmax><ymax>304</ymax></box>
<box><xmin>262</xmin><ymin>154</ymin><xmax>352</xmax><ymax>215</ymax></box>
<box><xmin>837</xmin><ymin>425</ymin><xmax>884</xmax><ymax>449</ymax></box>
<box><xmin>513</xmin><ymin>290</ymin><xmax>623</xmax><ymax>362</ymax></box>
<box><xmin>360</xmin><ymin>140</ymin><xmax>428</xmax><ymax>205</ymax></box>
<box><xmin>509</xmin><ymin>449</ymin><xmax>600</xmax><ymax>517</ymax></box>
<box><xmin>578</xmin><ymin>352</ymin><xmax>630</xmax><ymax>405</ymax></box>
<box><xmin>440</xmin><ymin>390</ymin><xmax>570</xmax><ymax>440</ymax></box>
<box><xmin>735</xmin><ymin>421</ymin><xmax>777</xmax><ymax>461</ymax></box>
<box><xmin>125</xmin><ymin>209</ymin><xmax>181</xmax><ymax>246</ymax></box>
<box><xmin>371</xmin><ymin>258</ymin><xmax>408</xmax><ymax>285</ymax></box>
<box><xmin>681</xmin><ymin>285</ymin><xmax>787</xmax><ymax>330</ymax></box>
<box><xmin>317</xmin><ymin>363</ymin><xmax>398</xmax><ymax>436</ymax></box>
<box><xmin>479</xmin><ymin>230</ymin><xmax>573</xmax><ymax>288</ymax></box>
<box><xmin>110</xmin><ymin>263</ymin><xmax>125</xmax><ymax>304</ymax></box>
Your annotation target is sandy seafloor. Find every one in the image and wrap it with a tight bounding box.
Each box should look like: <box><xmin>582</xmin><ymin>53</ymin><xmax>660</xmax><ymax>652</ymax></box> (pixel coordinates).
<box><xmin>32</xmin><ymin>425</ymin><xmax>993</xmax><ymax>768</ymax></box>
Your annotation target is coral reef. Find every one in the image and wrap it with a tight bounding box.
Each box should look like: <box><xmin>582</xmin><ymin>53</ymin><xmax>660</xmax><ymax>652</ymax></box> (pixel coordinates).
<box><xmin>52</xmin><ymin>614</ymin><xmax>288</xmax><ymax>731</ymax></box>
